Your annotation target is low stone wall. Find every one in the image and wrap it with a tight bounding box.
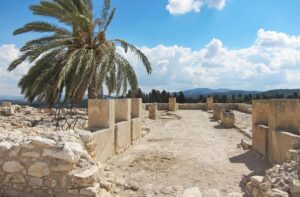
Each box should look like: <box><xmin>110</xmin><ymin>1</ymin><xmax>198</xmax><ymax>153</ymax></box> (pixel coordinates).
<box><xmin>114</xmin><ymin>121</ymin><xmax>131</xmax><ymax>154</ymax></box>
<box><xmin>145</xmin><ymin>103</ymin><xmax>168</xmax><ymax>111</ymax></box>
<box><xmin>0</xmin><ymin>129</ymin><xmax>101</xmax><ymax>197</ymax></box>
<box><xmin>178</xmin><ymin>103</ymin><xmax>206</xmax><ymax>110</ymax></box>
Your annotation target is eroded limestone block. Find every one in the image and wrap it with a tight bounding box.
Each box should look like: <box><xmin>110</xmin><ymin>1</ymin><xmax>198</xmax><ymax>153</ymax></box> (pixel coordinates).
<box><xmin>115</xmin><ymin>99</ymin><xmax>131</xmax><ymax>122</ymax></box>
<box><xmin>115</xmin><ymin>121</ymin><xmax>131</xmax><ymax>154</ymax></box>
<box><xmin>221</xmin><ymin>110</ymin><xmax>235</xmax><ymax>128</ymax></box>
<box><xmin>88</xmin><ymin>99</ymin><xmax>115</xmax><ymax>130</ymax></box>
<box><xmin>131</xmin><ymin>98</ymin><xmax>142</xmax><ymax>118</ymax></box>
<box><xmin>131</xmin><ymin>118</ymin><xmax>142</xmax><ymax>142</ymax></box>
<box><xmin>93</xmin><ymin>128</ymin><xmax>114</xmax><ymax>162</ymax></box>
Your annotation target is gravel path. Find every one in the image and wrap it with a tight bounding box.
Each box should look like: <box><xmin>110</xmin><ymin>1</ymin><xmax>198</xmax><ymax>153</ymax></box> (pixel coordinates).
<box><xmin>107</xmin><ymin>110</ymin><xmax>270</xmax><ymax>196</ymax></box>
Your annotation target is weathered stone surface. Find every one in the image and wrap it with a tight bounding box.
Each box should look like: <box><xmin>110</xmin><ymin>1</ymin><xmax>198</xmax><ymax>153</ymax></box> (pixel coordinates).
<box><xmin>2</xmin><ymin>161</ymin><xmax>24</xmax><ymax>173</ymax></box>
<box><xmin>250</xmin><ymin>176</ymin><xmax>264</xmax><ymax>185</ymax></box>
<box><xmin>0</xmin><ymin>141</ymin><xmax>13</xmax><ymax>151</ymax></box>
<box><xmin>29</xmin><ymin>177</ymin><xmax>43</xmax><ymax>187</ymax></box>
<box><xmin>79</xmin><ymin>183</ymin><xmax>100</xmax><ymax>196</ymax></box>
<box><xmin>4</xmin><ymin>174</ymin><xmax>25</xmax><ymax>183</ymax></box>
<box><xmin>202</xmin><ymin>189</ymin><xmax>221</xmax><ymax>197</ymax></box>
<box><xmin>30</xmin><ymin>136</ymin><xmax>56</xmax><ymax>147</ymax></box>
<box><xmin>51</xmin><ymin>163</ymin><xmax>74</xmax><ymax>172</ymax></box>
<box><xmin>43</xmin><ymin>142</ymin><xmax>86</xmax><ymax>163</ymax></box>
<box><xmin>72</xmin><ymin>165</ymin><xmax>99</xmax><ymax>187</ymax></box>
<box><xmin>221</xmin><ymin>110</ymin><xmax>235</xmax><ymax>128</ymax></box>
<box><xmin>22</xmin><ymin>152</ymin><xmax>40</xmax><ymax>158</ymax></box>
<box><xmin>183</xmin><ymin>187</ymin><xmax>202</xmax><ymax>197</ymax></box>
<box><xmin>44</xmin><ymin>178</ymin><xmax>57</xmax><ymax>188</ymax></box>
<box><xmin>226</xmin><ymin>192</ymin><xmax>243</xmax><ymax>197</ymax></box>
<box><xmin>28</xmin><ymin>162</ymin><xmax>50</xmax><ymax>177</ymax></box>
<box><xmin>291</xmin><ymin>179</ymin><xmax>300</xmax><ymax>196</ymax></box>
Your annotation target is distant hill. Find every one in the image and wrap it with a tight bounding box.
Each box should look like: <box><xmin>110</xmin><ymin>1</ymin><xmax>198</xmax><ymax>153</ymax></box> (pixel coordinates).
<box><xmin>181</xmin><ymin>88</ymin><xmax>260</xmax><ymax>97</ymax></box>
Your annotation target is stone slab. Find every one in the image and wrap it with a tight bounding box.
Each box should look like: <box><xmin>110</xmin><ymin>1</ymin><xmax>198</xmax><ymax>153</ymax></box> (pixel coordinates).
<box><xmin>93</xmin><ymin>128</ymin><xmax>114</xmax><ymax>162</ymax></box>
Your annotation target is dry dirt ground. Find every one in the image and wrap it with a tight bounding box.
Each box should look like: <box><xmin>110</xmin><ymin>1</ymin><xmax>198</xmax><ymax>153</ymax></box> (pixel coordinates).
<box><xmin>107</xmin><ymin>110</ymin><xmax>270</xmax><ymax>196</ymax></box>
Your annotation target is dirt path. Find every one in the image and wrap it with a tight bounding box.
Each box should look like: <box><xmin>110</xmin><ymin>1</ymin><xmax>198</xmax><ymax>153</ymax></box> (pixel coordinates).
<box><xmin>106</xmin><ymin>110</ymin><xmax>270</xmax><ymax>196</ymax></box>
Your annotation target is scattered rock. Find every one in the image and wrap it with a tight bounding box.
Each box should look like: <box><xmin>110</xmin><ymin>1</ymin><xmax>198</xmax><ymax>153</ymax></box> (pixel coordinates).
<box><xmin>28</xmin><ymin>162</ymin><xmax>50</xmax><ymax>177</ymax></box>
<box><xmin>183</xmin><ymin>187</ymin><xmax>202</xmax><ymax>197</ymax></box>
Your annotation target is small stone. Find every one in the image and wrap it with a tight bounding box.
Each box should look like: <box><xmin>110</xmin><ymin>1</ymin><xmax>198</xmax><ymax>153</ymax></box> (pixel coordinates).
<box><xmin>2</xmin><ymin>161</ymin><xmax>24</xmax><ymax>173</ymax></box>
<box><xmin>250</xmin><ymin>176</ymin><xmax>264</xmax><ymax>185</ymax></box>
<box><xmin>241</xmin><ymin>139</ymin><xmax>252</xmax><ymax>150</ymax></box>
<box><xmin>29</xmin><ymin>177</ymin><xmax>43</xmax><ymax>187</ymax></box>
<box><xmin>22</xmin><ymin>152</ymin><xmax>40</xmax><ymax>158</ymax></box>
<box><xmin>71</xmin><ymin>165</ymin><xmax>99</xmax><ymax>187</ymax></box>
<box><xmin>100</xmin><ymin>180</ymin><xmax>112</xmax><ymax>191</ymax></box>
<box><xmin>44</xmin><ymin>178</ymin><xmax>57</xmax><ymax>188</ymax></box>
<box><xmin>28</xmin><ymin>162</ymin><xmax>50</xmax><ymax>177</ymax></box>
<box><xmin>183</xmin><ymin>187</ymin><xmax>202</xmax><ymax>197</ymax></box>
<box><xmin>9</xmin><ymin>146</ymin><xmax>21</xmax><ymax>157</ymax></box>
<box><xmin>68</xmin><ymin>189</ymin><xmax>80</xmax><ymax>194</ymax></box>
<box><xmin>4</xmin><ymin>174</ymin><xmax>25</xmax><ymax>183</ymax></box>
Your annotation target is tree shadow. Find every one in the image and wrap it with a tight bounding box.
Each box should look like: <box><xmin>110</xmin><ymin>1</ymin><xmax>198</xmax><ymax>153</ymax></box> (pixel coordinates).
<box><xmin>229</xmin><ymin>150</ymin><xmax>271</xmax><ymax>196</ymax></box>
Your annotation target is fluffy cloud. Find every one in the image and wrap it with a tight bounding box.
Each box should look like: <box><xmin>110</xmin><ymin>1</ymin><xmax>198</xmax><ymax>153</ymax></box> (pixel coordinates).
<box><xmin>166</xmin><ymin>0</ymin><xmax>226</xmax><ymax>15</ymax></box>
<box><xmin>119</xmin><ymin>29</ymin><xmax>300</xmax><ymax>92</ymax></box>
<box><xmin>0</xmin><ymin>44</ymin><xmax>30</xmax><ymax>96</ymax></box>
<box><xmin>2</xmin><ymin>29</ymin><xmax>300</xmax><ymax>96</ymax></box>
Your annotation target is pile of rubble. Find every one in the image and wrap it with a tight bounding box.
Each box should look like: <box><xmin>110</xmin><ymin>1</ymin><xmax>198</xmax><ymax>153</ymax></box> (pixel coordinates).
<box><xmin>246</xmin><ymin>150</ymin><xmax>300</xmax><ymax>197</ymax></box>
<box><xmin>0</xmin><ymin>103</ymin><xmax>88</xmax><ymax>131</ymax></box>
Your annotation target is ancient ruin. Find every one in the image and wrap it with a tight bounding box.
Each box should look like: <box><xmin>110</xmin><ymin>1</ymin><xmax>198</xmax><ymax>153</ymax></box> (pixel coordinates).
<box><xmin>0</xmin><ymin>98</ymin><xmax>300</xmax><ymax>197</ymax></box>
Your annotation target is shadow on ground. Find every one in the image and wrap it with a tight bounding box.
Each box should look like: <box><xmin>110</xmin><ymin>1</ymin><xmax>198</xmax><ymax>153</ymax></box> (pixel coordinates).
<box><xmin>229</xmin><ymin>150</ymin><xmax>271</xmax><ymax>196</ymax></box>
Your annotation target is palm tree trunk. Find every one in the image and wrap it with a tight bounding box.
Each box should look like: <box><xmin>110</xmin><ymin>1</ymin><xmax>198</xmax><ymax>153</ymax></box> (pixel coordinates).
<box><xmin>88</xmin><ymin>77</ymin><xmax>97</xmax><ymax>99</ymax></box>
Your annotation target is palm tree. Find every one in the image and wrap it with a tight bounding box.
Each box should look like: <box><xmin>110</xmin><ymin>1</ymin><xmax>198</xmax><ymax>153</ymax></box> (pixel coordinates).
<box><xmin>8</xmin><ymin>0</ymin><xmax>152</xmax><ymax>106</ymax></box>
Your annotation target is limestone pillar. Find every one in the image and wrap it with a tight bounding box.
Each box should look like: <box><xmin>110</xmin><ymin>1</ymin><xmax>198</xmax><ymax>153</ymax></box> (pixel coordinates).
<box><xmin>88</xmin><ymin>99</ymin><xmax>115</xmax><ymax>130</ymax></box>
<box><xmin>88</xmin><ymin>99</ymin><xmax>115</xmax><ymax>162</ymax></box>
<box><xmin>131</xmin><ymin>98</ymin><xmax>142</xmax><ymax>142</ymax></box>
<box><xmin>169</xmin><ymin>97</ymin><xmax>177</xmax><ymax>111</ymax></box>
<box><xmin>206</xmin><ymin>97</ymin><xmax>213</xmax><ymax>111</ymax></box>
<box><xmin>115</xmin><ymin>99</ymin><xmax>131</xmax><ymax>154</ymax></box>
<box><xmin>149</xmin><ymin>103</ymin><xmax>158</xmax><ymax>120</ymax></box>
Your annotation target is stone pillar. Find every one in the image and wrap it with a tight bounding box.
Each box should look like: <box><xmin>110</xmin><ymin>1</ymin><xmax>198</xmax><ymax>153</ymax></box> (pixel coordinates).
<box><xmin>131</xmin><ymin>98</ymin><xmax>142</xmax><ymax>142</ymax></box>
<box><xmin>149</xmin><ymin>103</ymin><xmax>158</xmax><ymax>120</ymax></box>
<box><xmin>131</xmin><ymin>98</ymin><xmax>142</xmax><ymax>118</ymax></box>
<box><xmin>252</xmin><ymin>100</ymin><xmax>270</xmax><ymax>158</ymax></box>
<box><xmin>88</xmin><ymin>99</ymin><xmax>115</xmax><ymax>130</ymax></box>
<box><xmin>169</xmin><ymin>97</ymin><xmax>177</xmax><ymax>111</ymax></box>
<box><xmin>267</xmin><ymin>99</ymin><xmax>300</xmax><ymax>164</ymax></box>
<box><xmin>115</xmin><ymin>99</ymin><xmax>131</xmax><ymax>154</ymax></box>
<box><xmin>115</xmin><ymin>99</ymin><xmax>131</xmax><ymax>122</ymax></box>
<box><xmin>206</xmin><ymin>97</ymin><xmax>213</xmax><ymax>111</ymax></box>
<box><xmin>221</xmin><ymin>110</ymin><xmax>235</xmax><ymax>128</ymax></box>
<box><xmin>88</xmin><ymin>99</ymin><xmax>115</xmax><ymax>162</ymax></box>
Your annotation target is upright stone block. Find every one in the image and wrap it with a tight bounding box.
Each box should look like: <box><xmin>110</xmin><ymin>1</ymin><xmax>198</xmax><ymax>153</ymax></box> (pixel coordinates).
<box><xmin>115</xmin><ymin>99</ymin><xmax>131</xmax><ymax>154</ymax></box>
<box><xmin>206</xmin><ymin>97</ymin><xmax>213</xmax><ymax>111</ymax></box>
<box><xmin>149</xmin><ymin>103</ymin><xmax>158</xmax><ymax>120</ymax></box>
<box><xmin>88</xmin><ymin>99</ymin><xmax>115</xmax><ymax>130</ymax></box>
<box><xmin>169</xmin><ymin>97</ymin><xmax>177</xmax><ymax>111</ymax></box>
<box><xmin>115</xmin><ymin>99</ymin><xmax>131</xmax><ymax>122</ymax></box>
<box><xmin>268</xmin><ymin>99</ymin><xmax>300</xmax><ymax>163</ymax></box>
<box><xmin>131</xmin><ymin>98</ymin><xmax>142</xmax><ymax>143</ymax></box>
<box><xmin>221</xmin><ymin>110</ymin><xmax>235</xmax><ymax>128</ymax></box>
<box><xmin>131</xmin><ymin>98</ymin><xmax>142</xmax><ymax>118</ymax></box>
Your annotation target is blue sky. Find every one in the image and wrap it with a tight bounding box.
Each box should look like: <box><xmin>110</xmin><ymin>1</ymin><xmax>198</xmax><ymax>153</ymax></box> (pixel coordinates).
<box><xmin>1</xmin><ymin>0</ymin><xmax>300</xmax><ymax>95</ymax></box>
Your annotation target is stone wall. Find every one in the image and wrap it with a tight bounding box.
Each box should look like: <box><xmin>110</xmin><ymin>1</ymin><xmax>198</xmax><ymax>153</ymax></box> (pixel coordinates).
<box><xmin>252</xmin><ymin>99</ymin><xmax>300</xmax><ymax>164</ymax></box>
<box><xmin>178</xmin><ymin>103</ymin><xmax>206</xmax><ymax>110</ymax></box>
<box><xmin>0</xmin><ymin>129</ymin><xmax>101</xmax><ymax>197</ymax></box>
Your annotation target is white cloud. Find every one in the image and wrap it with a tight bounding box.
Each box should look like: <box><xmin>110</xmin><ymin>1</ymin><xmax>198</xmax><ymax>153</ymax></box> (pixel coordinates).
<box><xmin>3</xmin><ymin>29</ymin><xmax>300</xmax><ymax>96</ymax></box>
<box><xmin>119</xmin><ymin>29</ymin><xmax>300</xmax><ymax>92</ymax></box>
<box><xmin>166</xmin><ymin>0</ymin><xmax>226</xmax><ymax>15</ymax></box>
<box><xmin>0</xmin><ymin>44</ymin><xmax>30</xmax><ymax>96</ymax></box>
